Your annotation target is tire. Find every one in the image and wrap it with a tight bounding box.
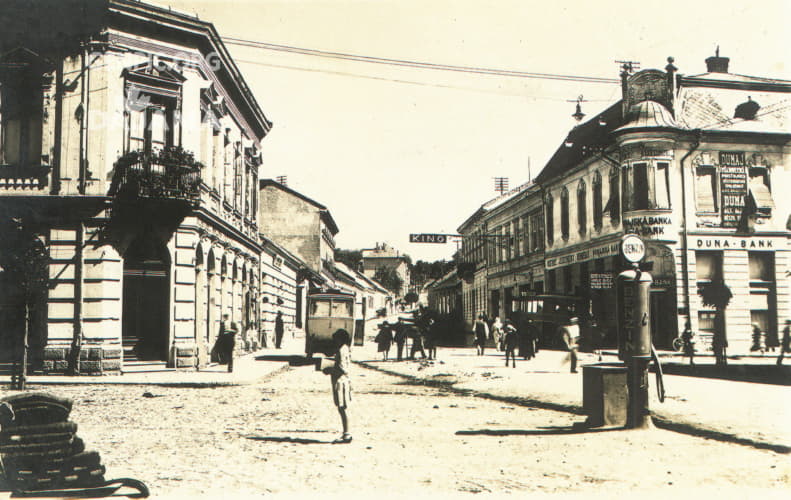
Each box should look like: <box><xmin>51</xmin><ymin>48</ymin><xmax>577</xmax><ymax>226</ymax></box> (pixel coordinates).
<box><xmin>672</xmin><ymin>337</ymin><xmax>684</xmax><ymax>352</ymax></box>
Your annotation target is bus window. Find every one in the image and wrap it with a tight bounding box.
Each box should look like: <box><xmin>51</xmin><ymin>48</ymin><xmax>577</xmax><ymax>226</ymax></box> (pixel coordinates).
<box><xmin>331</xmin><ymin>300</ymin><xmax>353</xmax><ymax>318</ymax></box>
<box><xmin>310</xmin><ymin>300</ymin><xmax>331</xmax><ymax>317</ymax></box>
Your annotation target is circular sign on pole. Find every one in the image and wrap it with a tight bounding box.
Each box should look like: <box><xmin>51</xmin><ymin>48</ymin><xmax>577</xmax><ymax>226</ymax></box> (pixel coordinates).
<box><xmin>621</xmin><ymin>234</ymin><xmax>645</xmax><ymax>264</ymax></box>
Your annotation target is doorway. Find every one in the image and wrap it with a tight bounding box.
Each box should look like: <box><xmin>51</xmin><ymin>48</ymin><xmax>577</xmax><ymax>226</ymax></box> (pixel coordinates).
<box><xmin>122</xmin><ymin>236</ymin><xmax>170</xmax><ymax>361</ymax></box>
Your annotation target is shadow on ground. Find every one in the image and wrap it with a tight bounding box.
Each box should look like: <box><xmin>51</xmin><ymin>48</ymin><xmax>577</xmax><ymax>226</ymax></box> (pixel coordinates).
<box><xmin>456</xmin><ymin>425</ymin><xmax>622</xmax><ymax>437</ymax></box>
<box><xmin>246</xmin><ymin>435</ymin><xmax>330</xmax><ymax>445</ymax></box>
<box><xmin>656</xmin><ymin>362</ymin><xmax>791</xmax><ymax>386</ymax></box>
<box><xmin>255</xmin><ymin>354</ymin><xmax>317</xmax><ymax>367</ymax></box>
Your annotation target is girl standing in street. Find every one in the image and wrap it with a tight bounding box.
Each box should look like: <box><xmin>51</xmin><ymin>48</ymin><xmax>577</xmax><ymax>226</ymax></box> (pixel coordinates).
<box><xmin>323</xmin><ymin>329</ymin><xmax>353</xmax><ymax>444</ymax></box>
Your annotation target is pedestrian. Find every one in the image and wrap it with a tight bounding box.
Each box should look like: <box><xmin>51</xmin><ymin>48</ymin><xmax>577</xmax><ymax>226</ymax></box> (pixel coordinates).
<box><xmin>218</xmin><ymin>313</ymin><xmax>238</xmax><ymax>373</ymax></box>
<box><xmin>777</xmin><ymin>320</ymin><xmax>791</xmax><ymax>366</ymax></box>
<box><xmin>424</xmin><ymin>318</ymin><xmax>438</xmax><ymax>360</ymax></box>
<box><xmin>750</xmin><ymin>323</ymin><xmax>765</xmax><ymax>354</ymax></box>
<box><xmin>473</xmin><ymin>314</ymin><xmax>488</xmax><ymax>356</ymax></box>
<box><xmin>503</xmin><ymin>320</ymin><xmax>519</xmax><ymax>368</ymax></box>
<box><xmin>409</xmin><ymin>324</ymin><xmax>427</xmax><ymax>360</ymax></box>
<box><xmin>765</xmin><ymin>324</ymin><xmax>779</xmax><ymax>353</ymax></box>
<box><xmin>681</xmin><ymin>320</ymin><xmax>695</xmax><ymax>366</ymax></box>
<box><xmin>375</xmin><ymin>321</ymin><xmax>394</xmax><ymax>361</ymax></box>
<box><xmin>559</xmin><ymin>317</ymin><xmax>580</xmax><ymax>373</ymax></box>
<box><xmin>492</xmin><ymin>316</ymin><xmax>503</xmax><ymax>351</ymax></box>
<box><xmin>274</xmin><ymin>311</ymin><xmax>285</xmax><ymax>349</ymax></box>
<box><xmin>321</xmin><ymin>329</ymin><xmax>353</xmax><ymax>444</ymax></box>
<box><xmin>394</xmin><ymin>321</ymin><xmax>407</xmax><ymax>361</ymax></box>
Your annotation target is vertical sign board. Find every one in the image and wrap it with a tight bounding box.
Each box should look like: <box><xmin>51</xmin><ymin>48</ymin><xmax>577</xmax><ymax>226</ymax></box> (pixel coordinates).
<box><xmin>719</xmin><ymin>152</ymin><xmax>747</xmax><ymax>228</ymax></box>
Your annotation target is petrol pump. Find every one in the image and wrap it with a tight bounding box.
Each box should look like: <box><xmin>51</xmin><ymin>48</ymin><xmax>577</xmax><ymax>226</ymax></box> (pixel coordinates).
<box><xmin>616</xmin><ymin>234</ymin><xmax>654</xmax><ymax>429</ymax></box>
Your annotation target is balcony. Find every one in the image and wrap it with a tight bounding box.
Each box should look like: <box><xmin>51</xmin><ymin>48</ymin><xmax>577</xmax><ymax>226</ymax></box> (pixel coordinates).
<box><xmin>0</xmin><ymin>165</ymin><xmax>50</xmax><ymax>190</ymax></box>
<box><xmin>109</xmin><ymin>147</ymin><xmax>202</xmax><ymax>205</ymax></box>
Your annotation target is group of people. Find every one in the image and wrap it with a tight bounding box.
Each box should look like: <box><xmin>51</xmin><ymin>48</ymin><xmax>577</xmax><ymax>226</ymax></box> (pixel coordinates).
<box><xmin>374</xmin><ymin>316</ymin><xmax>439</xmax><ymax>361</ymax></box>
<box><xmin>472</xmin><ymin>313</ymin><xmax>547</xmax><ymax>368</ymax></box>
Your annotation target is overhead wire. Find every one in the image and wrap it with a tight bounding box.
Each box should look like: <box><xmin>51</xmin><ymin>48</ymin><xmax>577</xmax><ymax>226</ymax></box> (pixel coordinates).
<box><xmin>223</xmin><ymin>36</ymin><xmax>620</xmax><ymax>85</ymax></box>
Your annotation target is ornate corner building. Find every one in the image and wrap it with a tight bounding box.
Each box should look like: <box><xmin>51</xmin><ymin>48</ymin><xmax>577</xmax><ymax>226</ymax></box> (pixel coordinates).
<box><xmin>0</xmin><ymin>0</ymin><xmax>271</xmax><ymax>373</ymax></box>
<box><xmin>446</xmin><ymin>51</ymin><xmax>790</xmax><ymax>355</ymax></box>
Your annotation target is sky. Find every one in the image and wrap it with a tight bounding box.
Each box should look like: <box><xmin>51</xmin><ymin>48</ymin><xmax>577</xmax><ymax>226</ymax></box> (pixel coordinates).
<box><xmin>152</xmin><ymin>0</ymin><xmax>791</xmax><ymax>262</ymax></box>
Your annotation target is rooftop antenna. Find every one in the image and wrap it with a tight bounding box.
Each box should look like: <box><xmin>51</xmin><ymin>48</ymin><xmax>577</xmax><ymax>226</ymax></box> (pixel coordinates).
<box><xmin>568</xmin><ymin>94</ymin><xmax>588</xmax><ymax>122</ymax></box>
<box><xmin>276</xmin><ymin>175</ymin><xmax>287</xmax><ymax>186</ymax></box>
<box><xmin>494</xmin><ymin>177</ymin><xmax>509</xmax><ymax>195</ymax></box>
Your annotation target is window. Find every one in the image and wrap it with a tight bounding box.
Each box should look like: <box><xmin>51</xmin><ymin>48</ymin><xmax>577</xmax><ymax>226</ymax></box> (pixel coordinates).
<box><xmin>748</xmin><ymin>167</ymin><xmax>773</xmax><ymax>215</ymax></box>
<box><xmin>530</xmin><ymin>212</ymin><xmax>544</xmax><ymax>251</ymax></box>
<box><xmin>521</xmin><ymin>215</ymin><xmax>529</xmax><ymax>255</ymax></box>
<box><xmin>592</xmin><ymin>171</ymin><xmax>603</xmax><ymax>231</ymax></box>
<box><xmin>656</xmin><ymin>162</ymin><xmax>670</xmax><ymax>209</ymax></box>
<box><xmin>560</xmin><ymin>187</ymin><xmax>569</xmax><ymax>240</ymax></box>
<box><xmin>123</xmin><ymin>62</ymin><xmax>183</xmax><ymax>154</ymax></box>
<box><xmin>633</xmin><ymin>162</ymin><xmax>650</xmax><ymax>210</ymax></box>
<box><xmin>695</xmin><ymin>166</ymin><xmax>718</xmax><ymax>212</ymax></box>
<box><xmin>608</xmin><ymin>167</ymin><xmax>620</xmax><ymax>224</ymax></box>
<box><xmin>512</xmin><ymin>218</ymin><xmax>521</xmax><ymax>258</ymax></box>
<box><xmin>504</xmin><ymin>224</ymin><xmax>512</xmax><ymax>261</ymax></box>
<box><xmin>577</xmin><ymin>180</ymin><xmax>587</xmax><ymax>235</ymax></box>
<box><xmin>0</xmin><ymin>77</ymin><xmax>43</xmax><ymax>166</ymax></box>
<box><xmin>749</xmin><ymin>251</ymin><xmax>776</xmax><ymax>345</ymax></box>
<box><xmin>545</xmin><ymin>194</ymin><xmax>554</xmax><ymax>244</ymax></box>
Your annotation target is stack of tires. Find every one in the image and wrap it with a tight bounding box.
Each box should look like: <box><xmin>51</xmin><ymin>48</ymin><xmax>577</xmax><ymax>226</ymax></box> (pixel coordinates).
<box><xmin>0</xmin><ymin>392</ymin><xmax>148</xmax><ymax>497</ymax></box>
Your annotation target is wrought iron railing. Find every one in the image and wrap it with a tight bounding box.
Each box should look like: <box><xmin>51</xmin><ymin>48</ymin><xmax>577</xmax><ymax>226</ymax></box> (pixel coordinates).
<box><xmin>109</xmin><ymin>147</ymin><xmax>202</xmax><ymax>203</ymax></box>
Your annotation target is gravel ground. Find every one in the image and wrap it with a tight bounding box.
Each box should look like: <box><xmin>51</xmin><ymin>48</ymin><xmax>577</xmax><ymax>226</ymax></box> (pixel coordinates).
<box><xmin>2</xmin><ymin>357</ymin><xmax>788</xmax><ymax>500</ymax></box>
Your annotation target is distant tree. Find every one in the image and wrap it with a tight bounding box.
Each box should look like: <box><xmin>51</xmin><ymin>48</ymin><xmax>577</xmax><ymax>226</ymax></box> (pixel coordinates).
<box><xmin>334</xmin><ymin>248</ymin><xmax>363</xmax><ymax>271</ymax></box>
<box><xmin>411</xmin><ymin>259</ymin><xmax>456</xmax><ymax>288</ymax></box>
<box><xmin>374</xmin><ymin>267</ymin><xmax>404</xmax><ymax>296</ymax></box>
<box><xmin>404</xmin><ymin>291</ymin><xmax>419</xmax><ymax>305</ymax></box>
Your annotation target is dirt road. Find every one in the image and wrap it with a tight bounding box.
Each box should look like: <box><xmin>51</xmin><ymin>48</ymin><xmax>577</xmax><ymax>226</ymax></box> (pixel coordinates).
<box><xmin>8</xmin><ymin>360</ymin><xmax>788</xmax><ymax>499</ymax></box>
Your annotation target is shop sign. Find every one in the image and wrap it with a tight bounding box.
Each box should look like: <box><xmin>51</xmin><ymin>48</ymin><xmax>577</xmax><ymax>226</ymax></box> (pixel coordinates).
<box><xmin>695</xmin><ymin>236</ymin><xmax>776</xmax><ymax>250</ymax></box>
<box><xmin>651</xmin><ymin>277</ymin><xmax>676</xmax><ymax>288</ymax></box>
<box><xmin>590</xmin><ymin>273</ymin><xmax>614</xmax><ymax>289</ymax></box>
<box><xmin>623</xmin><ymin>215</ymin><xmax>673</xmax><ymax>238</ymax></box>
<box><xmin>545</xmin><ymin>241</ymin><xmax>620</xmax><ymax>270</ymax></box>
<box><xmin>720</xmin><ymin>164</ymin><xmax>747</xmax><ymax>229</ymax></box>
<box><xmin>621</xmin><ymin>234</ymin><xmax>645</xmax><ymax>263</ymax></box>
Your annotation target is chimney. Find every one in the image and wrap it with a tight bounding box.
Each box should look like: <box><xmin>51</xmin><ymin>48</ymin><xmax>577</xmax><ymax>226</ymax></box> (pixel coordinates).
<box><xmin>705</xmin><ymin>46</ymin><xmax>729</xmax><ymax>73</ymax></box>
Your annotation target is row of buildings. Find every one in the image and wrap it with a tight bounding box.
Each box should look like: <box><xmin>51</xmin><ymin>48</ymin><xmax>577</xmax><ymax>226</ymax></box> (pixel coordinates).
<box><xmin>0</xmin><ymin>0</ymin><xmax>390</xmax><ymax>375</ymax></box>
<box><xmin>428</xmin><ymin>52</ymin><xmax>791</xmax><ymax>355</ymax></box>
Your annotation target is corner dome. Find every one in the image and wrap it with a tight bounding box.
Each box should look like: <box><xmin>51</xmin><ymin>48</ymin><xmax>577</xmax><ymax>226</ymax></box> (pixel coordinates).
<box><xmin>615</xmin><ymin>100</ymin><xmax>679</xmax><ymax>133</ymax></box>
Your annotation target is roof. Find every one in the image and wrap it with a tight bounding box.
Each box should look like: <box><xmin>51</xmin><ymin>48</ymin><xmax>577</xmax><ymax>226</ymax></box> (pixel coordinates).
<box><xmin>535</xmin><ymin>102</ymin><xmax>624</xmax><ymax>185</ymax></box>
<box><xmin>259</xmin><ymin>179</ymin><xmax>340</xmax><ymax>235</ymax></box>
<box><xmin>682</xmin><ymin>72</ymin><xmax>791</xmax><ymax>92</ymax></box>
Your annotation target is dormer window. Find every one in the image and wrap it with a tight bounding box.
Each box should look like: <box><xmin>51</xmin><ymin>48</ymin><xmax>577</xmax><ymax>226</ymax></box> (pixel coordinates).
<box><xmin>734</xmin><ymin>97</ymin><xmax>760</xmax><ymax>120</ymax></box>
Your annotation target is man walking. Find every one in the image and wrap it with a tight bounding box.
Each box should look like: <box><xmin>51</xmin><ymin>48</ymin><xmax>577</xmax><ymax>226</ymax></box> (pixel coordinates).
<box><xmin>559</xmin><ymin>317</ymin><xmax>580</xmax><ymax>373</ymax></box>
<box><xmin>274</xmin><ymin>311</ymin><xmax>284</xmax><ymax>349</ymax></box>
<box><xmin>219</xmin><ymin>314</ymin><xmax>238</xmax><ymax>373</ymax></box>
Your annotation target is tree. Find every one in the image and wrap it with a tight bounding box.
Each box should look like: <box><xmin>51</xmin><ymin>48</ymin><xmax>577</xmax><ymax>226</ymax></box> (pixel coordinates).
<box><xmin>334</xmin><ymin>248</ymin><xmax>363</xmax><ymax>271</ymax></box>
<box><xmin>0</xmin><ymin>218</ymin><xmax>49</xmax><ymax>389</ymax></box>
<box><xmin>373</xmin><ymin>267</ymin><xmax>403</xmax><ymax>296</ymax></box>
<box><xmin>411</xmin><ymin>259</ymin><xmax>456</xmax><ymax>289</ymax></box>
<box><xmin>404</xmin><ymin>291</ymin><xmax>419</xmax><ymax>305</ymax></box>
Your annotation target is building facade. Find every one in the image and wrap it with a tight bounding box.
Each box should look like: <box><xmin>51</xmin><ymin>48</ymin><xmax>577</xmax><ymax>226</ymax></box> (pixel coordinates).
<box><xmin>361</xmin><ymin>242</ymin><xmax>411</xmax><ymax>297</ymax></box>
<box><xmin>0</xmin><ymin>0</ymin><xmax>271</xmax><ymax>373</ymax></box>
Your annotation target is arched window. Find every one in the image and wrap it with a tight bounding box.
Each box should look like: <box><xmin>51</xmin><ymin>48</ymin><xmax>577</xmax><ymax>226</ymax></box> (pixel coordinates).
<box><xmin>560</xmin><ymin>187</ymin><xmax>570</xmax><ymax>241</ymax></box>
<box><xmin>545</xmin><ymin>193</ymin><xmax>554</xmax><ymax>244</ymax></box>
<box><xmin>609</xmin><ymin>167</ymin><xmax>620</xmax><ymax>225</ymax></box>
<box><xmin>592</xmin><ymin>171</ymin><xmax>603</xmax><ymax>231</ymax></box>
<box><xmin>577</xmin><ymin>180</ymin><xmax>587</xmax><ymax>235</ymax></box>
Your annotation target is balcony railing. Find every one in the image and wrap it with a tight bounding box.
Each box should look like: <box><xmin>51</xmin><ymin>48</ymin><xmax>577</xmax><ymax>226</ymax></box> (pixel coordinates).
<box><xmin>0</xmin><ymin>165</ymin><xmax>50</xmax><ymax>190</ymax></box>
<box><xmin>109</xmin><ymin>147</ymin><xmax>202</xmax><ymax>204</ymax></box>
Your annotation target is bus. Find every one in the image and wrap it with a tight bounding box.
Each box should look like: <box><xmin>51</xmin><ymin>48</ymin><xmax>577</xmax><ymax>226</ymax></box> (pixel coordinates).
<box><xmin>305</xmin><ymin>290</ymin><xmax>359</xmax><ymax>357</ymax></box>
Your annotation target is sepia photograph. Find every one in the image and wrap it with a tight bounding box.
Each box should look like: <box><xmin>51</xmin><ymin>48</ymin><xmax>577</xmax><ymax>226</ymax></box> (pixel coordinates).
<box><xmin>0</xmin><ymin>0</ymin><xmax>788</xmax><ymax>498</ymax></box>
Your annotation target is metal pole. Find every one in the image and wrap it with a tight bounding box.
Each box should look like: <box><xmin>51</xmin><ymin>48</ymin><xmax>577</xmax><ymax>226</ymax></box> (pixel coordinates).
<box><xmin>626</xmin><ymin>357</ymin><xmax>651</xmax><ymax>429</ymax></box>
<box><xmin>21</xmin><ymin>303</ymin><xmax>29</xmax><ymax>391</ymax></box>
